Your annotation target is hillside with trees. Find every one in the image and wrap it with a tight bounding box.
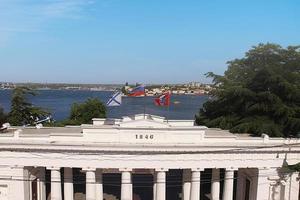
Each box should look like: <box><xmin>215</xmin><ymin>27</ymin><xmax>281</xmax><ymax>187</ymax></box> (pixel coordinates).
<box><xmin>196</xmin><ymin>43</ymin><xmax>300</xmax><ymax>137</ymax></box>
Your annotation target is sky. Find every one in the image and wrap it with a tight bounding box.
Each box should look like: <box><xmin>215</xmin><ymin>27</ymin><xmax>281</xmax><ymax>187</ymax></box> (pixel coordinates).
<box><xmin>0</xmin><ymin>0</ymin><xmax>299</xmax><ymax>84</ymax></box>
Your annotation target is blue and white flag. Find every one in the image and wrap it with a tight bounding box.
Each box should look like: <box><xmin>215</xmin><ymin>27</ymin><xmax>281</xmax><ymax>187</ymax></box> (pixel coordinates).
<box><xmin>106</xmin><ymin>91</ymin><xmax>122</xmax><ymax>106</ymax></box>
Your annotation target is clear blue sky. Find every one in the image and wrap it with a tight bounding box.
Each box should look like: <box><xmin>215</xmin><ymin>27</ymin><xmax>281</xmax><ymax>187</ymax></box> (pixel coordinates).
<box><xmin>0</xmin><ymin>0</ymin><xmax>299</xmax><ymax>84</ymax></box>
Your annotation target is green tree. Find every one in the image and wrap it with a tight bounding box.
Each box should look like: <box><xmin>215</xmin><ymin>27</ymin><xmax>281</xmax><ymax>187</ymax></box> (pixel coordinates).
<box><xmin>0</xmin><ymin>106</ymin><xmax>7</xmax><ymax>126</ymax></box>
<box><xmin>68</xmin><ymin>98</ymin><xmax>106</xmax><ymax>125</ymax></box>
<box><xmin>196</xmin><ymin>43</ymin><xmax>300</xmax><ymax>137</ymax></box>
<box><xmin>8</xmin><ymin>87</ymin><xmax>50</xmax><ymax>126</ymax></box>
<box><xmin>286</xmin><ymin>163</ymin><xmax>300</xmax><ymax>172</ymax></box>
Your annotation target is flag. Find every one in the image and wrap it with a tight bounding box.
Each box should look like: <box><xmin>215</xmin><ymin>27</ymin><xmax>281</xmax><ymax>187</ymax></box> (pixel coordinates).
<box><xmin>106</xmin><ymin>91</ymin><xmax>122</xmax><ymax>106</ymax></box>
<box><xmin>154</xmin><ymin>92</ymin><xmax>171</xmax><ymax>106</ymax></box>
<box><xmin>128</xmin><ymin>85</ymin><xmax>145</xmax><ymax>97</ymax></box>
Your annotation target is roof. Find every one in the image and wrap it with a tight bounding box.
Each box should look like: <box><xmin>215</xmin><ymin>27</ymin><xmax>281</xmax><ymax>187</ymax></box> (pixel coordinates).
<box><xmin>0</xmin><ymin>114</ymin><xmax>298</xmax><ymax>151</ymax></box>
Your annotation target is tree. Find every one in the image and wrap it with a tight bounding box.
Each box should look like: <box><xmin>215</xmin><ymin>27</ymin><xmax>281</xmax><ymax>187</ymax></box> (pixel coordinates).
<box><xmin>0</xmin><ymin>106</ymin><xmax>7</xmax><ymax>126</ymax></box>
<box><xmin>286</xmin><ymin>163</ymin><xmax>300</xmax><ymax>172</ymax></box>
<box><xmin>68</xmin><ymin>98</ymin><xmax>106</xmax><ymax>125</ymax></box>
<box><xmin>8</xmin><ymin>87</ymin><xmax>50</xmax><ymax>126</ymax></box>
<box><xmin>196</xmin><ymin>43</ymin><xmax>300</xmax><ymax>137</ymax></box>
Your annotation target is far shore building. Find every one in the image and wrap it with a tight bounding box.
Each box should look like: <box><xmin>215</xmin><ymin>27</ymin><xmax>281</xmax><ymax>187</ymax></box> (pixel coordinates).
<box><xmin>0</xmin><ymin>114</ymin><xmax>299</xmax><ymax>200</ymax></box>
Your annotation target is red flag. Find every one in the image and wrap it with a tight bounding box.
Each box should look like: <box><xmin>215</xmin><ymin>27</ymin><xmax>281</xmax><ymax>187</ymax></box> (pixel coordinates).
<box><xmin>154</xmin><ymin>92</ymin><xmax>171</xmax><ymax>106</ymax></box>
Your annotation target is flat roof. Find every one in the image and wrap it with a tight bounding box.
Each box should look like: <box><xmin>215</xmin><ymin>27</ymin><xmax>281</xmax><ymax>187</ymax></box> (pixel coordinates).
<box><xmin>1</xmin><ymin>126</ymin><xmax>82</xmax><ymax>135</ymax></box>
<box><xmin>1</xmin><ymin>126</ymin><xmax>241</xmax><ymax>138</ymax></box>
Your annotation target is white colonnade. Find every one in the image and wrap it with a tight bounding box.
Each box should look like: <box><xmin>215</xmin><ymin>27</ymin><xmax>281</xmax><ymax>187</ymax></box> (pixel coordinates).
<box><xmin>39</xmin><ymin>167</ymin><xmax>299</xmax><ymax>200</ymax></box>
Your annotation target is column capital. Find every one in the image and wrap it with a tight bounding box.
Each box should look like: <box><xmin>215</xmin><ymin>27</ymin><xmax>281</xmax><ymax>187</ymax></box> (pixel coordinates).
<box><xmin>82</xmin><ymin>167</ymin><xmax>96</xmax><ymax>172</ymax></box>
<box><xmin>191</xmin><ymin>168</ymin><xmax>204</xmax><ymax>172</ymax></box>
<box><xmin>268</xmin><ymin>175</ymin><xmax>280</xmax><ymax>181</ymax></box>
<box><xmin>46</xmin><ymin>166</ymin><xmax>61</xmax><ymax>170</ymax></box>
<box><xmin>119</xmin><ymin>168</ymin><xmax>132</xmax><ymax>172</ymax></box>
<box><xmin>155</xmin><ymin>168</ymin><xmax>168</xmax><ymax>172</ymax></box>
<box><xmin>280</xmin><ymin>180</ymin><xmax>287</xmax><ymax>185</ymax></box>
<box><xmin>225</xmin><ymin>167</ymin><xmax>238</xmax><ymax>171</ymax></box>
<box><xmin>269</xmin><ymin>180</ymin><xmax>278</xmax><ymax>186</ymax></box>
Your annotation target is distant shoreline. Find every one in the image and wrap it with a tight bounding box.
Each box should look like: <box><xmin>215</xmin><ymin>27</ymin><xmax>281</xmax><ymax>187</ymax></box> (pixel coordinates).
<box><xmin>0</xmin><ymin>88</ymin><xmax>209</xmax><ymax>96</ymax></box>
<box><xmin>1</xmin><ymin>82</ymin><xmax>213</xmax><ymax>95</ymax></box>
<box><xmin>0</xmin><ymin>88</ymin><xmax>115</xmax><ymax>92</ymax></box>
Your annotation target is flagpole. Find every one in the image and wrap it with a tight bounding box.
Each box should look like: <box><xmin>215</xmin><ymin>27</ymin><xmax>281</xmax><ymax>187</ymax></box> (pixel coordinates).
<box><xmin>167</xmin><ymin>91</ymin><xmax>170</xmax><ymax>123</ymax></box>
<box><xmin>143</xmin><ymin>97</ymin><xmax>146</xmax><ymax>119</ymax></box>
<box><xmin>120</xmin><ymin>90</ymin><xmax>123</xmax><ymax>119</ymax></box>
<box><xmin>167</xmin><ymin>102</ymin><xmax>170</xmax><ymax>123</ymax></box>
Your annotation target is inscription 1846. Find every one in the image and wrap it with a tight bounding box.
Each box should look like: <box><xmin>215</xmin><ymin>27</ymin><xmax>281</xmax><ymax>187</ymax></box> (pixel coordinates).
<box><xmin>135</xmin><ymin>134</ymin><xmax>154</xmax><ymax>139</ymax></box>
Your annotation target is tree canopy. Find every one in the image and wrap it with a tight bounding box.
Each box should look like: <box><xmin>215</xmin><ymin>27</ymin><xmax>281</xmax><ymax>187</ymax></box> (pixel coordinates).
<box><xmin>8</xmin><ymin>87</ymin><xmax>50</xmax><ymax>126</ymax></box>
<box><xmin>66</xmin><ymin>98</ymin><xmax>106</xmax><ymax>125</ymax></box>
<box><xmin>196</xmin><ymin>43</ymin><xmax>300</xmax><ymax>137</ymax></box>
<box><xmin>0</xmin><ymin>106</ymin><xmax>7</xmax><ymax>126</ymax></box>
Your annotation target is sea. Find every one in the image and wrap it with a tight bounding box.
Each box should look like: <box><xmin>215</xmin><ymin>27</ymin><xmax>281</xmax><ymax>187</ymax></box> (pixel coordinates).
<box><xmin>0</xmin><ymin>90</ymin><xmax>208</xmax><ymax>121</ymax></box>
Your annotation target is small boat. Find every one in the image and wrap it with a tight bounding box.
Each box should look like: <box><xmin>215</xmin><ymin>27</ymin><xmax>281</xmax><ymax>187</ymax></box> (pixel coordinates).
<box><xmin>173</xmin><ymin>101</ymin><xmax>181</xmax><ymax>105</ymax></box>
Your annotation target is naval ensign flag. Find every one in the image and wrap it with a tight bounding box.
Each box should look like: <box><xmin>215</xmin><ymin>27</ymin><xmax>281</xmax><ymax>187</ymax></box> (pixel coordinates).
<box><xmin>106</xmin><ymin>91</ymin><xmax>122</xmax><ymax>106</ymax></box>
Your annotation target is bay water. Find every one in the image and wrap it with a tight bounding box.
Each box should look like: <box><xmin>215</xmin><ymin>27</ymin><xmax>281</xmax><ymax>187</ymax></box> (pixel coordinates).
<box><xmin>0</xmin><ymin>90</ymin><xmax>208</xmax><ymax>121</ymax></box>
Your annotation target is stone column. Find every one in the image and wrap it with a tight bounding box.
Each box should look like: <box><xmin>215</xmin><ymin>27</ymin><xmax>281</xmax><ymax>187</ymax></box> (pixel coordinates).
<box><xmin>49</xmin><ymin>167</ymin><xmax>62</xmax><ymax>200</ymax></box>
<box><xmin>84</xmin><ymin>168</ymin><xmax>96</xmax><ymax>200</ymax></box>
<box><xmin>222</xmin><ymin>169</ymin><xmax>235</xmax><ymax>200</ymax></box>
<box><xmin>95</xmin><ymin>169</ymin><xmax>103</xmax><ymax>200</ymax></box>
<box><xmin>120</xmin><ymin>169</ymin><xmax>132</xmax><ymax>200</ymax></box>
<box><xmin>156</xmin><ymin>169</ymin><xmax>168</xmax><ymax>200</ymax></box>
<box><xmin>190</xmin><ymin>168</ymin><xmax>202</xmax><ymax>200</ymax></box>
<box><xmin>211</xmin><ymin>168</ymin><xmax>220</xmax><ymax>200</ymax></box>
<box><xmin>153</xmin><ymin>172</ymin><xmax>157</xmax><ymax>200</ymax></box>
<box><xmin>182</xmin><ymin>169</ymin><xmax>191</xmax><ymax>200</ymax></box>
<box><xmin>64</xmin><ymin>168</ymin><xmax>74</xmax><ymax>200</ymax></box>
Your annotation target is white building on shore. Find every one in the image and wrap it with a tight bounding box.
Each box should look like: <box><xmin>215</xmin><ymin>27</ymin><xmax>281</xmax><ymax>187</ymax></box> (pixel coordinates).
<box><xmin>0</xmin><ymin>114</ymin><xmax>299</xmax><ymax>200</ymax></box>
